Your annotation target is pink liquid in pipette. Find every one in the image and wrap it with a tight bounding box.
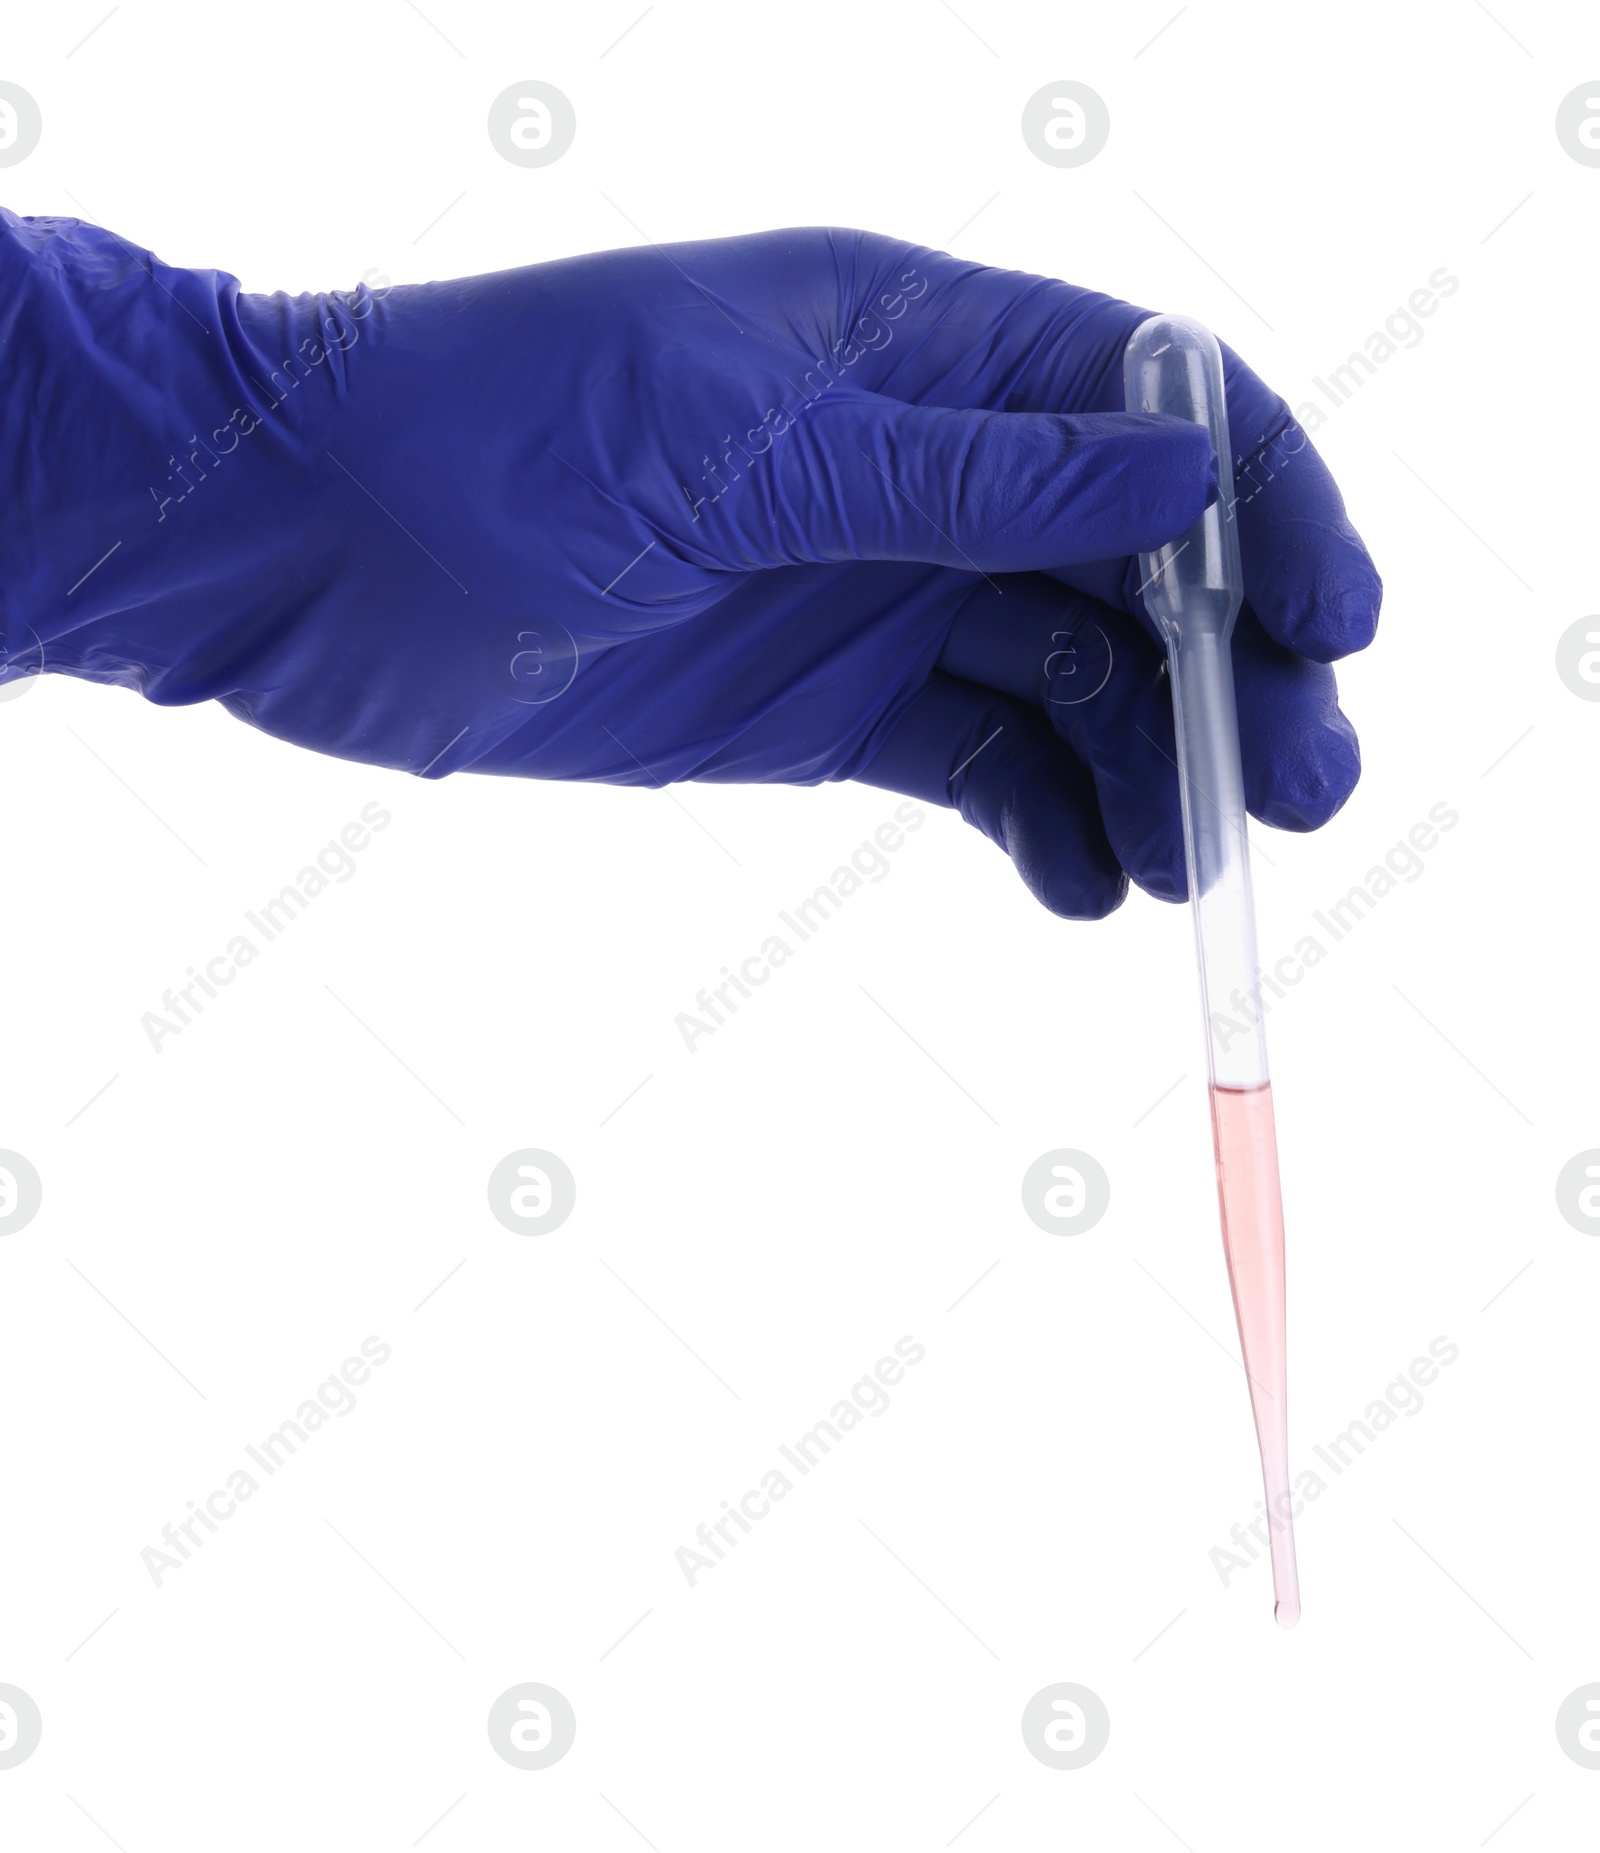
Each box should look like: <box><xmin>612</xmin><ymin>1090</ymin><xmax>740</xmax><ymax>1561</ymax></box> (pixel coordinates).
<box><xmin>1209</xmin><ymin>1081</ymin><xmax>1301</xmax><ymax>1628</ymax></box>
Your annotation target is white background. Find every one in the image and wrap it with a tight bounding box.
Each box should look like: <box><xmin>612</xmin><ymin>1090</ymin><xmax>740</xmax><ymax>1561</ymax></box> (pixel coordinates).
<box><xmin>1</xmin><ymin>0</ymin><xmax>1595</xmax><ymax>1845</ymax></box>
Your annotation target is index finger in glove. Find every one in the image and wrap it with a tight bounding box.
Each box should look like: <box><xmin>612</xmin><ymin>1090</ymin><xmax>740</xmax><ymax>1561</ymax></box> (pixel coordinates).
<box><xmin>830</xmin><ymin>234</ymin><xmax>1382</xmax><ymax>665</ymax></box>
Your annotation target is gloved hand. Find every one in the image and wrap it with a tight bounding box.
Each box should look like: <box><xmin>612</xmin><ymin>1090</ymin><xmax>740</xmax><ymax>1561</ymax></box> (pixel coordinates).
<box><xmin>0</xmin><ymin>213</ymin><xmax>1379</xmax><ymax>915</ymax></box>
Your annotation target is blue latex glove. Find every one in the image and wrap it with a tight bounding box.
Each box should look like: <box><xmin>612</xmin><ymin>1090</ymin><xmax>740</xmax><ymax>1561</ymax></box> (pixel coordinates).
<box><xmin>0</xmin><ymin>213</ymin><xmax>1379</xmax><ymax>915</ymax></box>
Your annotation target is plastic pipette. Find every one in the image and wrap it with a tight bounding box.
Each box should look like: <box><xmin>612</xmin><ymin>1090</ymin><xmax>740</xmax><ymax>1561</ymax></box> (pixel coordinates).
<box><xmin>1123</xmin><ymin>314</ymin><xmax>1301</xmax><ymax>1629</ymax></box>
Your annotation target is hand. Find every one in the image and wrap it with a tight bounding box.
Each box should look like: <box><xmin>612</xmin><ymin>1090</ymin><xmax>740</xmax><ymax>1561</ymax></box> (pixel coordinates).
<box><xmin>1</xmin><ymin>216</ymin><xmax>1379</xmax><ymax>914</ymax></box>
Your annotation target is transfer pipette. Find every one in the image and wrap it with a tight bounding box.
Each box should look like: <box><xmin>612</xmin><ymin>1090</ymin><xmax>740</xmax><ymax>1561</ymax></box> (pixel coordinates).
<box><xmin>1123</xmin><ymin>314</ymin><xmax>1300</xmax><ymax>1629</ymax></box>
